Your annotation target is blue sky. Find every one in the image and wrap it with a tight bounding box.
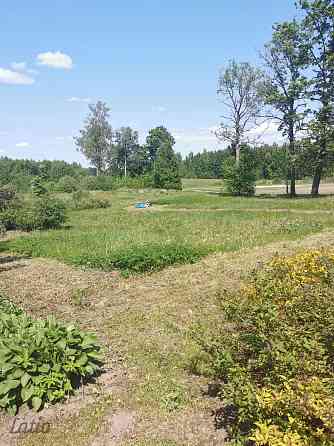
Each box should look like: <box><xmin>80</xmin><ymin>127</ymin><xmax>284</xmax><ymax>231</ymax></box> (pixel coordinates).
<box><xmin>0</xmin><ymin>0</ymin><xmax>298</xmax><ymax>165</ymax></box>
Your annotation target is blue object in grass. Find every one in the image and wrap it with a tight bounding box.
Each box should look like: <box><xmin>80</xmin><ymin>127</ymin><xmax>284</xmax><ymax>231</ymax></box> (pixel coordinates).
<box><xmin>135</xmin><ymin>202</ymin><xmax>147</xmax><ymax>209</ymax></box>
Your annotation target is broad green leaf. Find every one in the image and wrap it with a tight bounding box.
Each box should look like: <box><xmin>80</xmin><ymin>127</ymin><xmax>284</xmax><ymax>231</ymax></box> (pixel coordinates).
<box><xmin>21</xmin><ymin>373</ymin><xmax>31</xmax><ymax>388</ymax></box>
<box><xmin>32</xmin><ymin>396</ymin><xmax>42</xmax><ymax>411</ymax></box>
<box><xmin>21</xmin><ymin>385</ymin><xmax>35</xmax><ymax>403</ymax></box>
<box><xmin>76</xmin><ymin>353</ymin><xmax>88</xmax><ymax>367</ymax></box>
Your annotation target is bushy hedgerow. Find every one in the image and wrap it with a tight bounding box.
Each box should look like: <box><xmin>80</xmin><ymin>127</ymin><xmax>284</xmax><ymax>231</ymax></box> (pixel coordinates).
<box><xmin>70</xmin><ymin>190</ymin><xmax>110</xmax><ymax>210</ymax></box>
<box><xmin>191</xmin><ymin>250</ymin><xmax>334</xmax><ymax>445</ymax></box>
<box><xmin>0</xmin><ymin>197</ymin><xmax>67</xmax><ymax>231</ymax></box>
<box><xmin>79</xmin><ymin>174</ymin><xmax>154</xmax><ymax>191</ymax></box>
<box><xmin>0</xmin><ymin>298</ymin><xmax>103</xmax><ymax>415</ymax></box>
<box><xmin>70</xmin><ymin>243</ymin><xmax>206</xmax><ymax>276</ymax></box>
<box><xmin>55</xmin><ymin>176</ymin><xmax>80</xmax><ymax>193</ymax></box>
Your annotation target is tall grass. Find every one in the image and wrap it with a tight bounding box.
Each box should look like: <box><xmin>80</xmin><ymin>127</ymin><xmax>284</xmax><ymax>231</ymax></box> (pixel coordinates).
<box><xmin>5</xmin><ymin>190</ymin><xmax>334</xmax><ymax>274</ymax></box>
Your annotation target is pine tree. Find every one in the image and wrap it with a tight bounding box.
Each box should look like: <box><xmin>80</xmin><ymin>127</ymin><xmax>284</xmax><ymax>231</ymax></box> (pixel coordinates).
<box><xmin>153</xmin><ymin>142</ymin><xmax>182</xmax><ymax>190</ymax></box>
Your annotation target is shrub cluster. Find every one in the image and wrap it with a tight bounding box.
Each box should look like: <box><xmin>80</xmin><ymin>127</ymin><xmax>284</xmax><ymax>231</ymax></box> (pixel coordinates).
<box><xmin>0</xmin><ymin>197</ymin><xmax>67</xmax><ymax>231</ymax></box>
<box><xmin>192</xmin><ymin>250</ymin><xmax>334</xmax><ymax>445</ymax></box>
<box><xmin>71</xmin><ymin>243</ymin><xmax>206</xmax><ymax>276</ymax></box>
<box><xmin>53</xmin><ymin>174</ymin><xmax>154</xmax><ymax>193</ymax></box>
<box><xmin>0</xmin><ymin>298</ymin><xmax>103</xmax><ymax>415</ymax></box>
<box><xmin>70</xmin><ymin>190</ymin><xmax>110</xmax><ymax>210</ymax></box>
<box><xmin>223</xmin><ymin>152</ymin><xmax>256</xmax><ymax>196</ymax></box>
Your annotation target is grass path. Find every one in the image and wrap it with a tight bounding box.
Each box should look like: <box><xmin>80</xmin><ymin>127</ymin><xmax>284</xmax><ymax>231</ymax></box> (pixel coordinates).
<box><xmin>1</xmin><ymin>230</ymin><xmax>334</xmax><ymax>445</ymax></box>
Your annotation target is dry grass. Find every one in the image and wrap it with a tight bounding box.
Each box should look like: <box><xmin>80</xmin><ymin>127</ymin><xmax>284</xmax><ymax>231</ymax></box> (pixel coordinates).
<box><xmin>1</xmin><ymin>230</ymin><xmax>334</xmax><ymax>445</ymax></box>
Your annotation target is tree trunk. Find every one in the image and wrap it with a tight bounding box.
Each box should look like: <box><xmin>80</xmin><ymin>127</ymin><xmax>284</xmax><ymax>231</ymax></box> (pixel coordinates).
<box><xmin>290</xmin><ymin>167</ymin><xmax>296</xmax><ymax>197</ymax></box>
<box><xmin>288</xmin><ymin>122</ymin><xmax>296</xmax><ymax>198</ymax></box>
<box><xmin>311</xmin><ymin>163</ymin><xmax>323</xmax><ymax>196</ymax></box>
<box><xmin>235</xmin><ymin>143</ymin><xmax>240</xmax><ymax>166</ymax></box>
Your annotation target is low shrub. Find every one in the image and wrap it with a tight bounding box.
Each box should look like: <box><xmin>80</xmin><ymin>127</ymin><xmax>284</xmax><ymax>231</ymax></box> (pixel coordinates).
<box><xmin>191</xmin><ymin>250</ymin><xmax>334</xmax><ymax>445</ymax></box>
<box><xmin>55</xmin><ymin>176</ymin><xmax>80</xmax><ymax>193</ymax></box>
<box><xmin>79</xmin><ymin>175</ymin><xmax>154</xmax><ymax>191</ymax></box>
<box><xmin>0</xmin><ymin>197</ymin><xmax>67</xmax><ymax>231</ymax></box>
<box><xmin>0</xmin><ymin>185</ymin><xmax>18</xmax><ymax>210</ymax></box>
<box><xmin>70</xmin><ymin>243</ymin><xmax>206</xmax><ymax>276</ymax></box>
<box><xmin>70</xmin><ymin>190</ymin><xmax>110</xmax><ymax>210</ymax></box>
<box><xmin>222</xmin><ymin>151</ymin><xmax>256</xmax><ymax>196</ymax></box>
<box><xmin>111</xmin><ymin>174</ymin><xmax>154</xmax><ymax>190</ymax></box>
<box><xmin>0</xmin><ymin>302</ymin><xmax>103</xmax><ymax>415</ymax></box>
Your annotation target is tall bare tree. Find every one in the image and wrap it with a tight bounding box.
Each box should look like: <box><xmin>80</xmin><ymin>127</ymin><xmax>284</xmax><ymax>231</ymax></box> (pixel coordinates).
<box><xmin>216</xmin><ymin>60</ymin><xmax>265</xmax><ymax>165</ymax></box>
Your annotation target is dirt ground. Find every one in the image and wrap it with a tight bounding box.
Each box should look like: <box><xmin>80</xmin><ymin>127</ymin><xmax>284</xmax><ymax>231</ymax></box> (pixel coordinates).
<box><xmin>256</xmin><ymin>182</ymin><xmax>334</xmax><ymax>196</ymax></box>
<box><xmin>1</xmin><ymin>230</ymin><xmax>334</xmax><ymax>445</ymax></box>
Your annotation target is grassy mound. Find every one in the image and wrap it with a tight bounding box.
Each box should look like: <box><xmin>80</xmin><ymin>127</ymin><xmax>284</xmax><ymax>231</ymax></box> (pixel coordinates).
<box><xmin>192</xmin><ymin>250</ymin><xmax>334</xmax><ymax>445</ymax></box>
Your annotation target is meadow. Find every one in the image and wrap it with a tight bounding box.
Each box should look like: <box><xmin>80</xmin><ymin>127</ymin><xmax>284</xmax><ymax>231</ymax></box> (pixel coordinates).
<box><xmin>1</xmin><ymin>185</ymin><xmax>334</xmax><ymax>445</ymax></box>
<box><xmin>3</xmin><ymin>186</ymin><xmax>334</xmax><ymax>275</ymax></box>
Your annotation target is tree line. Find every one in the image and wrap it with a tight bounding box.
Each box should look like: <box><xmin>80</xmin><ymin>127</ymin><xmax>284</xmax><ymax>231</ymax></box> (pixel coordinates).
<box><xmin>74</xmin><ymin>102</ymin><xmax>182</xmax><ymax>189</ymax></box>
<box><xmin>216</xmin><ymin>0</ymin><xmax>333</xmax><ymax>196</ymax></box>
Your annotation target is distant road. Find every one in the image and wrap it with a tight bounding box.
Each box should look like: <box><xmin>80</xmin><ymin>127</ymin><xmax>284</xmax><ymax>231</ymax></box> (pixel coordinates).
<box><xmin>256</xmin><ymin>183</ymin><xmax>334</xmax><ymax>196</ymax></box>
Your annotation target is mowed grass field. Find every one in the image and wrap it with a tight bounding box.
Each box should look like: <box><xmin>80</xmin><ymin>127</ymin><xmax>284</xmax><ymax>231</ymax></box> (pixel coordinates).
<box><xmin>3</xmin><ymin>188</ymin><xmax>334</xmax><ymax>275</ymax></box>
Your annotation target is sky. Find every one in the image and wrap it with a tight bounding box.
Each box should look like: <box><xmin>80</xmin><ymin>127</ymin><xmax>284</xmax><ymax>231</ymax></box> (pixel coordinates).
<box><xmin>0</xmin><ymin>0</ymin><xmax>298</xmax><ymax>165</ymax></box>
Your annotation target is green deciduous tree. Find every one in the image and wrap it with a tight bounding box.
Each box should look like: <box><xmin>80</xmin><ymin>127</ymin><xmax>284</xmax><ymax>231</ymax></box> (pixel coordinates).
<box><xmin>298</xmin><ymin>0</ymin><xmax>334</xmax><ymax>195</ymax></box>
<box><xmin>153</xmin><ymin>142</ymin><xmax>182</xmax><ymax>190</ymax></box>
<box><xmin>262</xmin><ymin>20</ymin><xmax>309</xmax><ymax>197</ymax></box>
<box><xmin>146</xmin><ymin>126</ymin><xmax>175</xmax><ymax>165</ymax></box>
<box><xmin>74</xmin><ymin>101</ymin><xmax>113</xmax><ymax>176</ymax></box>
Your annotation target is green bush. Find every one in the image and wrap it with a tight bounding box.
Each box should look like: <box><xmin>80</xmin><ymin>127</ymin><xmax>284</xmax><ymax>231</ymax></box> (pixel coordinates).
<box><xmin>223</xmin><ymin>152</ymin><xmax>256</xmax><ymax>196</ymax></box>
<box><xmin>111</xmin><ymin>174</ymin><xmax>154</xmax><ymax>190</ymax></box>
<box><xmin>55</xmin><ymin>176</ymin><xmax>80</xmax><ymax>193</ymax></box>
<box><xmin>191</xmin><ymin>250</ymin><xmax>334</xmax><ymax>445</ymax></box>
<box><xmin>0</xmin><ymin>197</ymin><xmax>67</xmax><ymax>231</ymax></box>
<box><xmin>0</xmin><ymin>185</ymin><xmax>18</xmax><ymax>210</ymax></box>
<box><xmin>31</xmin><ymin>176</ymin><xmax>48</xmax><ymax>197</ymax></box>
<box><xmin>79</xmin><ymin>175</ymin><xmax>154</xmax><ymax>191</ymax></box>
<box><xmin>70</xmin><ymin>191</ymin><xmax>110</xmax><ymax>210</ymax></box>
<box><xmin>0</xmin><ymin>301</ymin><xmax>103</xmax><ymax>415</ymax></box>
<box><xmin>70</xmin><ymin>243</ymin><xmax>206</xmax><ymax>276</ymax></box>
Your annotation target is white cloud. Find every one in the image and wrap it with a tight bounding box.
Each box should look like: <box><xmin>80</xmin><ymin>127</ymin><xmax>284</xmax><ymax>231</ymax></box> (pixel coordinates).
<box><xmin>249</xmin><ymin>121</ymin><xmax>285</xmax><ymax>145</ymax></box>
<box><xmin>0</xmin><ymin>68</ymin><xmax>35</xmax><ymax>85</ymax></box>
<box><xmin>16</xmin><ymin>142</ymin><xmax>30</xmax><ymax>148</ymax></box>
<box><xmin>67</xmin><ymin>96</ymin><xmax>91</xmax><ymax>103</ymax></box>
<box><xmin>173</xmin><ymin>127</ymin><xmax>218</xmax><ymax>147</ymax></box>
<box><xmin>37</xmin><ymin>51</ymin><xmax>73</xmax><ymax>69</ymax></box>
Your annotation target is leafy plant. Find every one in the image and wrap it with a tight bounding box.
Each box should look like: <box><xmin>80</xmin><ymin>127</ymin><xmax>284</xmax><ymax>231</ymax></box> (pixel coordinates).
<box><xmin>55</xmin><ymin>176</ymin><xmax>80</xmax><ymax>193</ymax></box>
<box><xmin>71</xmin><ymin>243</ymin><xmax>206</xmax><ymax>276</ymax></box>
<box><xmin>31</xmin><ymin>177</ymin><xmax>48</xmax><ymax>197</ymax></box>
<box><xmin>191</xmin><ymin>249</ymin><xmax>334</xmax><ymax>444</ymax></box>
<box><xmin>223</xmin><ymin>150</ymin><xmax>256</xmax><ymax>196</ymax></box>
<box><xmin>0</xmin><ymin>303</ymin><xmax>103</xmax><ymax>415</ymax></box>
<box><xmin>1</xmin><ymin>197</ymin><xmax>67</xmax><ymax>231</ymax></box>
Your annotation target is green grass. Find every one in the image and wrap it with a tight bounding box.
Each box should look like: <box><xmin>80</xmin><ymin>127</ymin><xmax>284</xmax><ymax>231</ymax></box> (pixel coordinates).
<box><xmin>3</xmin><ymin>190</ymin><xmax>334</xmax><ymax>274</ymax></box>
<box><xmin>153</xmin><ymin>191</ymin><xmax>334</xmax><ymax>210</ymax></box>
